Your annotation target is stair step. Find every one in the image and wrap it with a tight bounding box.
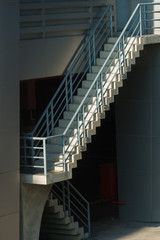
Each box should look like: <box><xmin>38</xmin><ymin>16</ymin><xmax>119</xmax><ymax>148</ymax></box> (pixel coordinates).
<box><xmin>44</xmin><ymin>205</ymin><xmax>63</xmax><ymax>214</ymax></box>
<box><xmin>107</xmin><ymin>36</ymin><xmax>139</xmax><ymax>44</ymax></box>
<box><xmin>43</xmin><ymin>226</ymin><xmax>83</xmax><ymax>235</ymax></box>
<box><xmin>104</xmin><ymin>43</ymin><xmax>118</xmax><ymax>50</ymax></box>
<box><xmin>100</xmin><ymin>50</ymin><xmax>118</xmax><ymax>59</ymax></box>
<box><xmin>104</xmin><ymin>43</ymin><xmax>135</xmax><ymax>52</ymax></box>
<box><xmin>96</xmin><ymin>57</ymin><xmax>113</xmax><ymax>66</ymax></box>
<box><xmin>91</xmin><ymin>65</ymin><xmax>120</xmax><ymax>74</ymax></box>
<box><xmin>77</xmin><ymin>88</ymin><xmax>95</xmax><ymax>97</ymax></box>
<box><xmin>86</xmin><ymin>72</ymin><xmax>120</xmax><ymax>82</ymax></box>
<box><xmin>100</xmin><ymin>49</ymin><xmax>131</xmax><ymax>59</ymax></box>
<box><xmin>43</xmin><ymin>215</ymin><xmax>73</xmax><ymax>225</ymax></box>
<box><xmin>47</xmin><ymin>233</ymin><xmax>82</xmax><ymax>240</ymax></box>
<box><xmin>82</xmin><ymin>80</ymin><xmax>113</xmax><ymax>90</ymax></box>
<box><xmin>73</xmin><ymin>95</ymin><xmax>93</xmax><ymax>104</ymax></box>
<box><xmin>42</xmin><ymin>221</ymin><xmax>79</xmax><ymax>230</ymax></box>
<box><xmin>43</xmin><ymin>211</ymin><xmax>66</xmax><ymax>219</ymax></box>
<box><xmin>69</xmin><ymin>102</ymin><xmax>97</xmax><ymax>113</ymax></box>
<box><xmin>54</xmin><ymin>126</ymin><xmax>74</xmax><ymax>135</ymax></box>
<box><xmin>46</xmin><ymin>199</ymin><xmax>58</xmax><ymax>207</ymax></box>
<box><xmin>107</xmin><ymin>37</ymin><xmax>118</xmax><ymax>43</ymax></box>
<box><xmin>63</xmin><ymin>110</ymin><xmax>97</xmax><ymax>122</ymax></box>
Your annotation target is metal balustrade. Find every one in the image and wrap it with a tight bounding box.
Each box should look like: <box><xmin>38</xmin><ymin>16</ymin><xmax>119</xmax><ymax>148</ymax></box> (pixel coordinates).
<box><xmin>20</xmin><ymin>3</ymin><xmax>160</xmax><ymax>175</ymax></box>
<box><xmin>20</xmin><ymin>5</ymin><xmax>113</xmax><ymax>173</ymax></box>
<box><xmin>50</xmin><ymin>180</ymin><xmax>91</xmax><ymax>238</ymax></box>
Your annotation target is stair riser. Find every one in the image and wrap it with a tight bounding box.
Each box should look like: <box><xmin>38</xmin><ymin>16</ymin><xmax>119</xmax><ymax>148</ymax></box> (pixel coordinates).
<box><xmin>104</xmin><ymin>43</ymin><xmax>135</xmax><ymax>52</ymax></box>
<box><xmin>73</xmin><ymin>95</ymin><xmax>93</xmax><ymax>104</ymax></box>
<box><xmin>42</xmin><ymin>221</ymin><xmax>79</xmax><ymax>231</ymax></box>
<box><xmin>63</xmin><ymin>111</ymin><xmax>95</xmax><ymax>122</ymax></box>
<box><xmin>47</xmin><ymin>234</ymin><xmax>82</xmax><ymax>240</ymax></box>
<box><xmin>107</xmin><ymin>37</ymin><xmax>139</xmax><ymax>44</ymax></box>
<box><xmin>100</xmin><ymin>50</ymin><xmax>131</xmax><ymax>59</ymax></box>
<box><xmin>86</xmin><ymin>72</ymin><xmax>118</xmax><ymax>82</ymax></box>
<box><xmin>82</xmin><ymin>80</ymin><xmax>115</xmax><ymax>91</ymax></box>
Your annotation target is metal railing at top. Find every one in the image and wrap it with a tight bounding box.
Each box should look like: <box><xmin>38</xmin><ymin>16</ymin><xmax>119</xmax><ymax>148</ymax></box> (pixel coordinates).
<box><xmin>20</xmin><ymin>3</ymin><xmax>160</xmax><ymax>175</ymax></box>
<box><xmin>50</xmin><ymin>180</ymin><xmax>91</xmax><ymax>238</ymax></box>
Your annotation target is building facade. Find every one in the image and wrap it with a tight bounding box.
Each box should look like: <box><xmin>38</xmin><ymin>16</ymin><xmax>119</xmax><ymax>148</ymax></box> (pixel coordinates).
<box><xmin>1</xmin><ymin>1</ymin><xmax>160</xmax><ymax>240</ymax></box>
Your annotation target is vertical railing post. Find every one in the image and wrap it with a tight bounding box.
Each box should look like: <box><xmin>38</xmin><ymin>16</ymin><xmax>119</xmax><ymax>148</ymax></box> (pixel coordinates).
<box><xmin>62</xmin><ymin>135</ymin><xmax>66</xmax><ymax>172</ymax></box>
<box><xmin>24</xmin><ymin>138</ymin><xmax>27</xmax><ymax>166</ymax></box>
<box><xmin>96</xmin><ymin>80</ymin><xmax>99</xmax><ymax>113</ymax></box>
<box><xmin>31</xmin><ymin>139</ymin><xmax>34</xmax><ymax>166</ymax></box>
<box><xmin>87</xmin><ymin>203</ymin><xmax>91</xmax><ymax>238</ymax></box>
<box><xmin>77</xmin><ymin>113</ymin><xmax>80</xmax><ymax>146</ymax></box>
<box><xmin>139</xmin><ymin>5</ymin><xmax>142</xmax><ymax>37</ymax></box>
<box><xmin>65</xmin><ymin>78</ymin><xmax>69</xmax><ymax>111</ymax></box>
<box><xmin>62</xmin><ymin>181</ymin><xmax>66</xmax><ymax>211</ymax></box>
<box><xmin>100</xmin><ymin>73</ymin><xmax>104</xmax><ymax>105</ymax></box>
<box><xmin>82</xmin><ymin>105</ymin><xmax>86</xmax><ymax>139</ymax></box>
<box><xmin>51</xmin><ymin>104</ymin><xmax>54</xmax><ymax>135</ymax></box>
<box><xmin>43</xmin><ymin>139</ymin><xmax>47</xmax><ymax>175</ymax></box>
<box><xmin>88</xmin><ymin>41</ymin><xmax>91</xmax><ymax>73</ymax></box>
<box><xmin>110</xmin><ymin>5</ymin><xmax>113</xmax><ymax>37</ymax></box>
<box><xmin>70</xmin><ymin>72</ymin><xmax>73</xmax><ymax>103</ymax></box>
<box><xmin>67</xmin><ymin>181</ymin><xmax>71</xmax><ymax>218</ymax></box>
<box><xmin>46</xmin><ymin>111</ymin><xmax>49</xmax><ymax>136</ymax></box>
<box><xmin>143</xmin><ymin>5</ymin><xmax>147</xmax><ymax>35</ymax></box>
<box><xmin>93</xmin><ymin>33</ymin><xmax>96</xmax><ymax>66</ymax></box>
<box><xmin>118</xmin><ymin>41</ymin><xmax>122</xmax><ymax>74</ymax></box>
<box><xmin>122</xmin><ymin>35</ymin><xmax>126</xmax><ymax>68</ymax></box>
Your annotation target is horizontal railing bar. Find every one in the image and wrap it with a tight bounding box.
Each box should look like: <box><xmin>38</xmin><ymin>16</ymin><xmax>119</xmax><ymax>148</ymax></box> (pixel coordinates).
<box><xmin>20</xmin><ymin>1</ymin><xmax>109</xmax><ymax>10</ymax></box>
<box><xmin>68</xmin><ymin>181</ymin><xmax>90</xmax><ymax>204</ymax></box>
<box><xmin>143</xmin><ymin>18</ymin><xmax>160</xmax><ymax>22</ymax></box>
<box><xmin>21</xmin><ymin>165</ymin><xmax>44</xmax><ymax>169</ymax></box>
<box><xmin>70</xmin><ymin>208</ymin><xmax>88</xmax><ymax>227</ymax></box>
<box><xmin>143</xmin><ymin>10</ymin><xmax>160</xmax><ymax>14</ymax></box>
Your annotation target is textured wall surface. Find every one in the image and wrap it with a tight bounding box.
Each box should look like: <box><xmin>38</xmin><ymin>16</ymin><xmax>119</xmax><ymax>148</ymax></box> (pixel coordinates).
<box><xmin>21</xmin><ymin>184</ymin><xmax>52</xmax><ymax>240</ymax></box>
<box><xmin>115</xmin><ymin>44</ymin><xmax>160</xmax><ymax>222</ymax></box>
<box><xmin>0</xmin><ymin>1</ymin><xmax>20</xmax><ymax>239</ymax></box>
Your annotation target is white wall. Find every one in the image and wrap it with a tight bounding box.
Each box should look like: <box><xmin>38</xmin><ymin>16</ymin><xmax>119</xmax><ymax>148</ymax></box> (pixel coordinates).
<box><xmin>115</xmin><ymin>43</ymin><xmax>160</xmax><ymax>222</ymax></box>
<box><xmin>0</xmin><ymin>0</ymin><xmax>20</xmax><ymax>239</ymax></box>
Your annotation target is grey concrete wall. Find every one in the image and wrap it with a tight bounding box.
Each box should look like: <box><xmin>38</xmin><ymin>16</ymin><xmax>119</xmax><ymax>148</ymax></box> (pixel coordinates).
<box><xmin>116</xmin><ymin>0</ymin><xmax>159</xmax><ymax>32</ymax></box>
<box><xmin>116</xmin><ymin>0</ymin><xmax>130</xmax><ymax>31</ymax></box>
<box><xmin>21</xmin><ymin>184</ymin><xmax>52</xmax><ymax>240</ymax></box>
<box><xmin>20</xmin><ymin>36</ymin><xmax>83</xmax><ymax>80</ymax></box>
<box><xmin>0</xmin><ymin>1</ymin><xmax>20</xmax><ymax>239</ymax></box>
<box><xmin>115</xmin><ymin>43</ymin><xmax>160</xmax><ymax>222</ymax></box>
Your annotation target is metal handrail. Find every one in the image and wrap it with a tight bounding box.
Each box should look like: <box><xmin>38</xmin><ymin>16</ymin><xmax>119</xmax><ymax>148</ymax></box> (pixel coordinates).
<box><xmin>20</xmin><ymin>3</ymin><xmax>160</xmax><ymax>175</ymax></box>
<box><xmin>22</xmin><ymin>5</ymin><xmax>112</xmax><ymax>138</ymax></box>
<box><xmin>51</xmin><ymin>180</ymin><xmax>91</xmax><ymax>238</ymax></box>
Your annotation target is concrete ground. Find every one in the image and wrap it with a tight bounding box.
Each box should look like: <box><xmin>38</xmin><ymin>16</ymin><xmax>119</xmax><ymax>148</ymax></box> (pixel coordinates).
<box><xmin>90</xmin><ymin>219</ymin><xmax>160</xmax><ymax>240</ymax></box>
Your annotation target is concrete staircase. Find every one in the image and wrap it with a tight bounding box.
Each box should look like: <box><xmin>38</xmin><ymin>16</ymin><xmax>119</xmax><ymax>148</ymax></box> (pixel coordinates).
<box><xmin>39</xmin><ymin>199</ymin><xmax>89</xmax><ymax>240</ymax></box>
<box><xmin>39</xmin><ymin>36</ymin><xmax>144</xmax><ymax>175</ymax></box>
